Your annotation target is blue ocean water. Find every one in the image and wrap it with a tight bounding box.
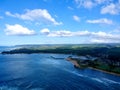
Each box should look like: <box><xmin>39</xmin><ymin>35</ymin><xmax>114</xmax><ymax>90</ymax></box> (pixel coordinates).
<box><xmin>0</xmin><ymin>48</ymin><xmax>120</xmax><ymax>90</ymax></box>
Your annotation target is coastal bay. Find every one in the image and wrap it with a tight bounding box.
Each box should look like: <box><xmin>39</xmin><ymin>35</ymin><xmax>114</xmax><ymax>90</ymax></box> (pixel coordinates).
<box><xmin>0</xmin><ymin>53</ymin><xmax>120</xmax><ymax>90</ymax></box>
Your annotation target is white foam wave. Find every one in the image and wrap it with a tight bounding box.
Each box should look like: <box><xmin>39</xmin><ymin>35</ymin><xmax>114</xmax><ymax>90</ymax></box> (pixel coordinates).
<box><xmin>91</xmin><ymin>78</ymin><xmax>104</xmax><ymax>83</ymax></box>
<box><xmin>91</xmin><ymin>77</ymin><xmax>109</xmax><ymax>86</ymax></box>
<box><xmin>63</xmin><ymin>69</ymin><xmax>85</xmax><ymax>77</ymax></box>
<box><xmin>102</xmin><ymin>78</ymin><xmax>120</xmax><ymax>84</ymax></box>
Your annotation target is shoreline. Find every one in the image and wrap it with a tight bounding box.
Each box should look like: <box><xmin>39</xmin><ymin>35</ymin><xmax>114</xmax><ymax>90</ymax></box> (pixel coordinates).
<box><xmin>66</xmin><ymin>57</ymin><xmax>120</xmax><ymax>76</ymax></box>
<box><xmin>89</xmin><ymin>67</ymin><xmax>120</xmax><ymax>76</ymax></box>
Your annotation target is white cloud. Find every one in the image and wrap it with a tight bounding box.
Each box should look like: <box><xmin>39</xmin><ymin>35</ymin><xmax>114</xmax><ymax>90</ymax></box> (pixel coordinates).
<box><xmin>5</xmin><ymin>9</ymin><xmax>61</xmax><ymax>25</ymax></box>
<box><xmin>90</xmin><ymin>31</ymin><xmax>120</xmax><ymax>43</ymax></box>
<box><xmin>74</xmin><ymin>0</ymin><xmax>116</xmax><ymax>10</ymax></box>
<box><xmin>90</xmin><ymin>39</ymin><xmax>120</xmax><ymax>43</ymax></box>
<box><xmin>91</xmin><ymin>31</ymin><xmax>118</xmax><ymax>39</ymax></box>
<box><xmin>40</xmin><ymin>28</ymin><xmax>90</xmax><ymax>37</ymax></box>
<box><xmin>75</xmin><ymin>0</ymin><xmax>95</xmax><ymax>9</ymax></box>
<box><xmin>101</xmin><ymin>3</ymin><xmax>120</xmax><ymax>15</ymax></box>
<box><xmin>48</xmin><ymin>30</ymin><xmax>72</xmax><ymax>37</ymax></box>
<box><xmin>92</xmin><ymin>31</ymin><xmax>109</xmax><ymax>37</ymax></box>
<box><xmin>40</xmin><ymin>28</ymin><xmax>120</xmax><ymax>43</ymax></box>
<box><xmin>73</xmin><ymin>31</ymin><xmax>90</xmax><ymax>36</ymax></box>
<box><xmin>83</xmin><ymin>0</ymin><xmax>95</xmax><ymax>9</ymax></box>
<box><xmin>5</xmin><ymin>11</ymin><xmax>17</xmax><ymax>17</ymax></box>
<box><xmin>40</xmin><ymin>28</ymin><xmax>50</xmax><ymax>35</ymax></box>
<box><xmin>86</xmin><ymin>18</ymin><xmax>113</xmax><ymax>24</ymax></box>
<box><xmin>5</xmin><ymin>24</ymin><xmax>36</xmax><ymax>36</ymax></box>
<box><xmin>73</xmin><ymin>15</ymin><xmax>80</xmax><ymax>22</ymax></box>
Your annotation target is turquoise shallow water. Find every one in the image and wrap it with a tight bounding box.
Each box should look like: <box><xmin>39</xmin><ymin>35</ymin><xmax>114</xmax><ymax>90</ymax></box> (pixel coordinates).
<box><xmin>0</xmin><ymin>51</ymin><xmax>120</xmax><ymax>90</ymax></box>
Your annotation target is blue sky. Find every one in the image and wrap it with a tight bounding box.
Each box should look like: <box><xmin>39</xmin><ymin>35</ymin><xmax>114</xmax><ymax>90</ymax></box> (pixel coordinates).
<box><xmin>0</xmin><ymin>0</ymin><xmax>120</xmax><ymax>46</ymax></box>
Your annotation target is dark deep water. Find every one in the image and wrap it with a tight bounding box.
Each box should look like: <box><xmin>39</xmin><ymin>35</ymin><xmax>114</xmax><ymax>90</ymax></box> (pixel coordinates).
<box><xmin>0</xmin><ymin>48</ymin><xmax>120</xmax><ymax>90</ymax></box>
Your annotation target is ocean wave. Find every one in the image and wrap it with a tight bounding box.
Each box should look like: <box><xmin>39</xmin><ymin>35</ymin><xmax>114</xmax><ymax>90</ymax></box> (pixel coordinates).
<box><xmin>91</xmin><ymin>77</ymin><xmax>109</xmax><ymax>86</ymax></box>
<box><xmin>63</xmin><ymin>68</ymin><xmax>120</xmax><ymax>86</ymax></box>
<box><xmin>102</xmin><ymin>78</ymin><xmax>120</xmax><ymax>85</ymax></box>
<box><xmin>91</xmin><ymin>78</ymin><xmax>105</xmax><ymax>83</ymax></box>
<box><xmin>63</xmin><ymin>69</ymin><xmax>85</xmax><ymax>77</ymax></box>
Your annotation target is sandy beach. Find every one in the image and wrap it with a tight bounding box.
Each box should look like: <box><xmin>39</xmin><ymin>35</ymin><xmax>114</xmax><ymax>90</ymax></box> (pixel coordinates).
<box><xmin>66</xmin><ymin>57</ymin><xmax>80</xmax><ymax>67</ymax></box>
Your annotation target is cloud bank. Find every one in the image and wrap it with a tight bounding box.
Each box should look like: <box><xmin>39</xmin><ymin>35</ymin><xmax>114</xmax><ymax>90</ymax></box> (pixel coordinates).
<box><xmin>86</xmin><ymin>18</ymin><xmax>113</xmax><ymax>24</ymax></box>
<box><xmin>40</xmin><ymin>28</ymin><xmax>120</xmax><ymax>43</ymax></box>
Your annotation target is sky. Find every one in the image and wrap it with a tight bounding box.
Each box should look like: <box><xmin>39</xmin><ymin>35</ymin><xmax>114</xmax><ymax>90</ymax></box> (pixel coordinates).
<box><xmin>0</xmin><ymin>0</ymin><xmax>120</xmax><ymax>46</ymax></box>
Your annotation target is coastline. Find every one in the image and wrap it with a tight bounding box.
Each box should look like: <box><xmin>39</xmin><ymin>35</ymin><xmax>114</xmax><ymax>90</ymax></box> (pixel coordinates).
<box><xmin>66</xmin><ymin>57</ymin><xmax>120</xmax><ymax>76</ymax></box>
<box><xmin>89</xmin><ymin>67</ymin><xmax>120</xmax><ymax>76</ymax></box>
